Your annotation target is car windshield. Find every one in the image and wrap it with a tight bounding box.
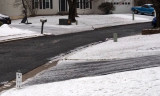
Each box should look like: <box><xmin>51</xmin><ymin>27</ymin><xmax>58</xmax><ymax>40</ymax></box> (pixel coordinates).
<box><xmin>150</xmin><ymin>5</ymin><xmax>153</xmax><ymax>8</ymax></box>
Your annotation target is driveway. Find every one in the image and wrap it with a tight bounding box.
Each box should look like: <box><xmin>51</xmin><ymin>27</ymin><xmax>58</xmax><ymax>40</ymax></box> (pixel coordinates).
<box><xmin>24</xmin><ymin>55</ymin><xmax>160</xmax><ymax>85</ymax></box>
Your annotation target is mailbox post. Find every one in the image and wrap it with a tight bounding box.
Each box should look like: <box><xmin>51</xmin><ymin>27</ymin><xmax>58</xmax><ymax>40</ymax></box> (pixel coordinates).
<box><xmin>40</xmin><ymin>19</ymin><xmax>47</xmax><ymax>34</ymax></box>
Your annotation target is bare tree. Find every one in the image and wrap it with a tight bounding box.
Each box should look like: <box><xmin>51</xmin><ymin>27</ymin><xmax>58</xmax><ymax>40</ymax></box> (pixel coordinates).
<box><xmin>150</xmin><ymin>0</ymin><xmax>160</xmax><ymax>27</ymax></box>
<box><xmin>67</xmin><ymin>0</ymin><xmax>77</xmax><ymax>22</ymax></box>
<box><xmin>14</xmin><ymin>0</ymin><xmax>38</xmax><ymax>16</ymax></box>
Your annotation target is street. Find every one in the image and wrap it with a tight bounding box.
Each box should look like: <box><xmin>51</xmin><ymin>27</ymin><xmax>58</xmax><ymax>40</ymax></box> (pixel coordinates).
<box><xmin>0</xmin><ymin>22</ymin><xmax>152</xmax><ymax>85</ymax></box>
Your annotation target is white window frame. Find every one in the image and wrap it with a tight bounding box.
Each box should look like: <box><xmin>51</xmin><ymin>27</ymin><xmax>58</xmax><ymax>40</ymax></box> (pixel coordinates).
<box><xmin>34</xmin><ymin>0</ymin><xmax>39</xmax><ymax>9</ymax></box>
<box><xmin>79</xmin><ymin>0</ymin><xmax>91</xmax><ymax>9</ymax></box>
<box><xmin>45</xmin><ymin>0</ymin><xmax>50</xmax><ymax>9</ymax></box>
<box><xmin>77</xmin><ymin>0</ymin><xmax>80</xmax><ymax>8</ymax></box>
<box><xmin>85</xmin><ymin>0</ymin><xmax>90</xmax><ymax>9</ymax></box>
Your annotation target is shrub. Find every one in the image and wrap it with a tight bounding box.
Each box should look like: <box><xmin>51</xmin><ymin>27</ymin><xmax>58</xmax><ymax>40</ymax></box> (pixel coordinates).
<box><xmin>0</xmin><ymin>21</ymin><xmax>3</xmax><ymax>27</ymax></box>
<box><xmin>136</xmin><ymin>0</ymin><xmax>146</xmax><ymax>6</ymax></box>
<box><xmin>98</xmin><ymin>2</ymin><xmax>115</xmax><ymax>14</ymax></box>
<box><xmin>134</xmin><ymin>0</ymin><xmax>152</xmax><ymax>6</ymax></box>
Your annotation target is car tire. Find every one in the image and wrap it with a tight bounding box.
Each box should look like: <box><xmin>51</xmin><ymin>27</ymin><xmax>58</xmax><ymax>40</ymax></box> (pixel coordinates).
<box><xmin>153</xmin><ymin>24</ymin><xmax>156</xmax><ymax>28</ymax></box>
<box><xmin>134</xmin><ymin>10</ymin><xmax>139</xmax><ymax>14</ymax></box>
<box><xmin>0</xmin><ymin>21</ymin><xmax>3</xmax><ymax>26</ymax></box>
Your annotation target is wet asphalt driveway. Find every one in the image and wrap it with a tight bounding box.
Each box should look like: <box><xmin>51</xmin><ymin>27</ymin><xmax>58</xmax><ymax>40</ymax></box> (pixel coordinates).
<box><xmin>24</xmin><ymin>55</ymin><xmax>160</xmax><ymax>85</ymax></box>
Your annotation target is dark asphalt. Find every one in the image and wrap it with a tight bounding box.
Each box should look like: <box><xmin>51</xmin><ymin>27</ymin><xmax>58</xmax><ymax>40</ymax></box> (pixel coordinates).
<box><xmin>0</xmin><ymin>22</ymin><xmax>152</xmax><ymax>85</ymax></box>
<box><xmin>24</xmin><ymin>55</ymin><xmax>160</xmax><ymax>86</ymax></box>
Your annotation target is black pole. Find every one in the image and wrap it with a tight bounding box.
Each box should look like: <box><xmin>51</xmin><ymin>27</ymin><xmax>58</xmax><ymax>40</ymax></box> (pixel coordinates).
<box><xmin>41</xmin><ymin>22</ymin><xmax>44</xmax><ymax>34</ymax></box>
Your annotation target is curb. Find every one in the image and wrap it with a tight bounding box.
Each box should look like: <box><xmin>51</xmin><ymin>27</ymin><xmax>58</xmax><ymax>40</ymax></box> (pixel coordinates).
<box><xmin>0</xmin><ymin>34</ymin><xmax>51</xmax><ymax>43</ymax></box>
<box><xmin>0</xmin><ymin>22</ymin><xmax>151</xmax><ymax>43</ymax></box>
<box><xmin>0</xmin><ymin>61</ymin><xmax>58</xmax><ymax>93</ymax></box>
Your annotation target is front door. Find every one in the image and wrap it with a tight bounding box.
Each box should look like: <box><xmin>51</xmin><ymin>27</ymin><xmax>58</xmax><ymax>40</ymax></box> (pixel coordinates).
<box><xmin>59</xmin><ymin>0</ymin><xmax>68</xmax><ymax>12</ymax></box>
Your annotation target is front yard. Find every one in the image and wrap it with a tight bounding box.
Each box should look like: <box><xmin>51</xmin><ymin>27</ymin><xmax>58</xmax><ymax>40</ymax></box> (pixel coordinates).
<box><xmin>0</xmin><ymin>14</ymin><xmax>153</xmax><ymax>42</ymax></box>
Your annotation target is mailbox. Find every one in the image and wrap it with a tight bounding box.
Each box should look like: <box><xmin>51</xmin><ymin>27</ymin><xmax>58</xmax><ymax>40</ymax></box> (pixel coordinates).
<box><xmin>40</xmin><ymin>19</ymin><xmax>47</xmax><ymax>34</ymax></box>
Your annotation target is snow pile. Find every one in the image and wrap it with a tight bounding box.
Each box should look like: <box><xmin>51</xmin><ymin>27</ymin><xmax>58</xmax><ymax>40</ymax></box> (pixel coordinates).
<box><xmin>0</xmin><ymin>24</ymin><xmax>36</xmax><ymax>36</ymax></box>
<box><xmin>1</xmin><ymin>66</ymin><xmax>160</xmax><ymax>96</ymax></box>
<box><xmin>66</xmin><ymin>34</ymin><xmax>160</xmax><ymax>60</ymax></box>
<box><xmin>0</xmin><ymin>14</ymin><xmax>9</xmax><ymax>18</ymax></box>
<box><xmin>0</xmin><ymin>24</ymin><xmax>41</xmax><ymax>41</ymax></box>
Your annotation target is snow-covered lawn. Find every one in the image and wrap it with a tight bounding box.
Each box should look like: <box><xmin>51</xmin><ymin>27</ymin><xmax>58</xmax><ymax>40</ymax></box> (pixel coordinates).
<box><xmin>1</xmin><ymin>66</ymin><xmax>160</xmax><ymax>96</ymax></box>
<box><xmin>65</xmin><ymin>33</ymin><xmax>160</xmax><ymax>60</ymax></box>
<box><xmin>1</xmin><ymin>33</ymin><xmax>160</xmax><ymax>96</ymax></box>
<box><xmin>0</xmin><ymin>14</ymin><xmax>152</xmax><ymax>42</ymax></box>
<box><xmin>12</xmin><ymin>14</ymin><xmax>153</xmax><ymax>36</ymax></box>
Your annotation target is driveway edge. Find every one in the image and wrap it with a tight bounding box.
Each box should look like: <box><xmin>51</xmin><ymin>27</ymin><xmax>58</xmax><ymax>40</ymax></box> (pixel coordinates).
<box><xmin>0</xmin><ymin>61</ymin><xmax>58</xmax><ymax>93</ymax></box>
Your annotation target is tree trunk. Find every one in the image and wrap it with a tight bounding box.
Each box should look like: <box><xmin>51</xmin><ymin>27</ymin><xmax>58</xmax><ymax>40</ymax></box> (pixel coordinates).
<box><xmin>150</xmin><ymin>0</ymin><xmax>160</xmax><ymax>28</ymax></box>
<box><xmin>156</xmin><ymin>11</ymin><xmax>160</xmax><ymax>27</ymax></box>
<box><xmin>68</xmin><ymin>0</ymin><xmax>77</xmax><ymax>22</ymax></box>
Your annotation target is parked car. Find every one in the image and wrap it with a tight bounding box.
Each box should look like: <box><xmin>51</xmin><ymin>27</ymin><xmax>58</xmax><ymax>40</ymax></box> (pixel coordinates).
<box><xmin>152</xmin><ymin>17</ymin><xmax>157</xmax><ymax>27</ymax></box>
<box><xmin>0</xmin><ymin>14</ymin><xmax>11</xmax><ymax>24</ymax></box>
<box><xmin>131</xmin><ymin>4</ymin><xmax>155</xmax><ymax>16</ymax></box>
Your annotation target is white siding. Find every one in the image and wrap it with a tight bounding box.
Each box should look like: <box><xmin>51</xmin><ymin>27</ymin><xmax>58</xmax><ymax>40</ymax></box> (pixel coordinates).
<box><xmin>0</xmin><ymin>0</ymin><xmax>134</xmax><ymax>19</ymax></box>
<box><xmin>0</xmin><ymin>0</ymin><xmax>23</xmax><ymax>19</ymax></box>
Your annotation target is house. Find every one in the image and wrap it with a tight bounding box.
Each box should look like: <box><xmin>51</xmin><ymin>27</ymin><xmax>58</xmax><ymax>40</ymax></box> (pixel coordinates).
<box><xmin>0</xmin><ymin>0</ymin><xmax>134</xmax><ymax>19</ymax></box>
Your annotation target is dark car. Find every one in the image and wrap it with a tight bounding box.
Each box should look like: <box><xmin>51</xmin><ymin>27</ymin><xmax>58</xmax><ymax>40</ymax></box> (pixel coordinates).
<box><xmin>152</xmin><ymin>17</ymin><xmax>157</xmax><ymax>27</ymax></box>
<box><xmin>0</xmin><ymin>14</ymin><xmax>11</xmax><ymax>24</ymax></box>
<box><xmin>131</xmin><ymin>4</ymin><xmax>155</xmax><ymax>16</ymax></box>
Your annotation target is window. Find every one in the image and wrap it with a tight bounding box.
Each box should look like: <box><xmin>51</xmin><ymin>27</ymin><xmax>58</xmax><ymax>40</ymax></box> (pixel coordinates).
<box><xmin>85</xmin><ymin>0</ymin><xmax>89</xmax><ymax>8</ymax></box>
<box><xmin>142</xmin><ymin>5</ymin><xmax>149</xmax><ymax>8</ymax></box>
<box><xmin>34</xmin><ymin>0</ymin><xmax>39</xmax><ymax>8</ymax></box>
<box><xmin>33</xmin><ymin>0</ymin><xmax>52</xmax><ymax>9</ymax></box>
<box><xmin>77</xmin><ymin>0</ymin><xmax>80</xmax><ymax>8</ymax></box>
<box><xmin>45</xmin><ymin>0</ymin><xmax>50</xmax><ymax>8</ymax></box>
<box><xmin>78</xmin><ymin>0</ymin><xmax>92</xmax><ymax>9</ymax></box>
